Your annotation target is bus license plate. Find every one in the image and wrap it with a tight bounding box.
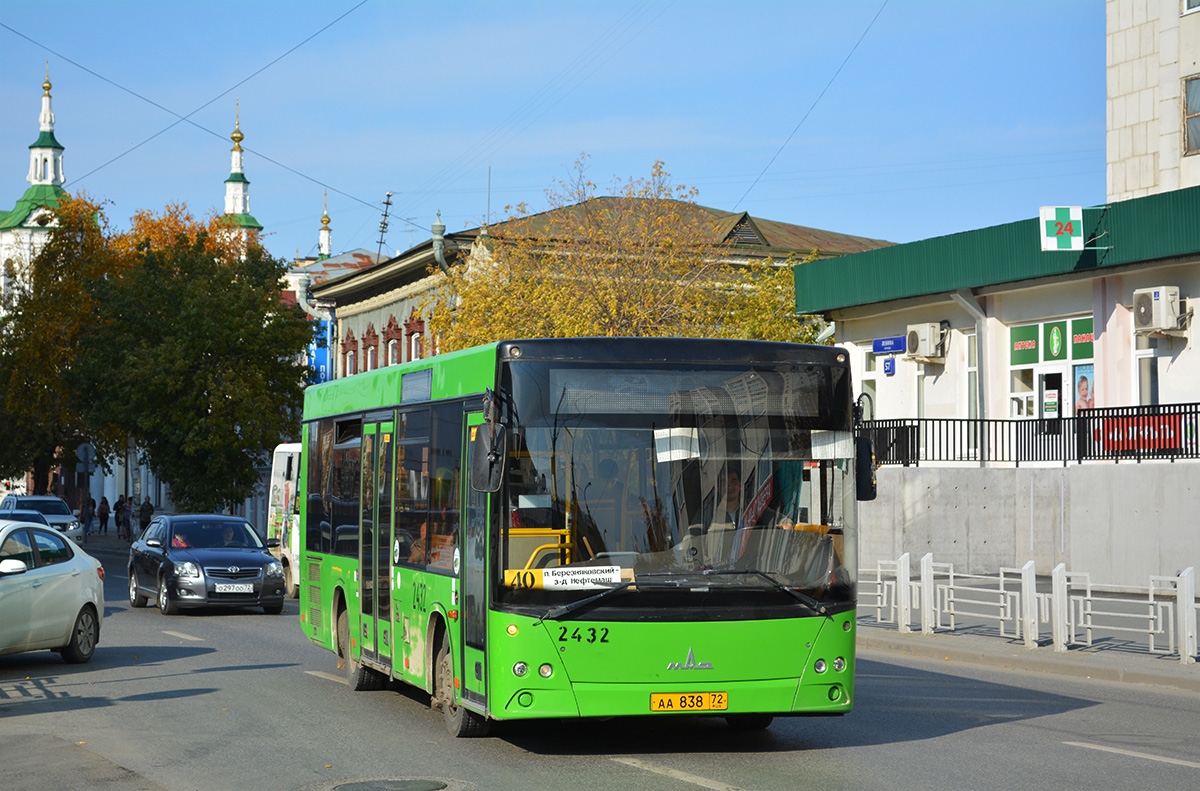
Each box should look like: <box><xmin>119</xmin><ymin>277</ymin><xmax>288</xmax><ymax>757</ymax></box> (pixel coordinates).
<box><xmin>650</xmin><ymin>692</ymin><xmax>727</xmax><ymax>712</ymax></box>
<box><xmin>215</xmin><ymin>583</ymin><xmax>253</xmax><ymax>593</ymax></box>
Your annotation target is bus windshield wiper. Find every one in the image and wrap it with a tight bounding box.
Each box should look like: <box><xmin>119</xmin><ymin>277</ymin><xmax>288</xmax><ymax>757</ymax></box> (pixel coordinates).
<box><xmin>700</xmin><ymin>569</ymin><xmax>829</xmax><ymax>616</ymax></box>
<box><xmin>538</xmin><ymin>581</ymin><xmax>636</xmax><ymax>623</ymax></box>
<box><xmin>536</xmin><ymin>572</ymin><xmax>687</xmax><ymax>622</ymax></box>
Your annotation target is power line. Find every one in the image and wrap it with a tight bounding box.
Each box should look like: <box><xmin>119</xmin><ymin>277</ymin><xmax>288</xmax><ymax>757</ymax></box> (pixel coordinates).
<box><xmin>734</xmin><ymin>0</ymin><xmax>890</xmax><ymax>210</ymax></box>
<box><xmin>0</xmin><ymin>3</ymin><xmax>416</xmax><ymax>226</ymax></box>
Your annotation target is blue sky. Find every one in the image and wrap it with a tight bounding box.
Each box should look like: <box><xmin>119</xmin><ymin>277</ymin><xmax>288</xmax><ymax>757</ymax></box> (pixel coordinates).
<box><xmin>0</xmin><ymin>0</ymin><xmax>1104</xmax><ymax>262</ymax></box>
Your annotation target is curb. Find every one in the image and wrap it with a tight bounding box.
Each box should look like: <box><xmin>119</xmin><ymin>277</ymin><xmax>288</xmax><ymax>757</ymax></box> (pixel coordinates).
<box><xmin>858</xmin><ymin>631</ymin><xmax>1200</xmax><ymax>695</ymax></box>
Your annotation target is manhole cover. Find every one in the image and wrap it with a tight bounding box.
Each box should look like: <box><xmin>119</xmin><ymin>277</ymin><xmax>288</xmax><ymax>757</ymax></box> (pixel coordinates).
<box><xmin>334</xmin><ymin>782</ymin><xmax>447</xmax><ymax>791</ymax></box>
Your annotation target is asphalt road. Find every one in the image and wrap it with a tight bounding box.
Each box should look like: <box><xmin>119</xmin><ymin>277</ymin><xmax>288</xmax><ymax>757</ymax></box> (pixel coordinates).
<box><xmin>2</xmin><ymin>541</ymin><xmax>1199</xmax><ymax>791</ymax></box>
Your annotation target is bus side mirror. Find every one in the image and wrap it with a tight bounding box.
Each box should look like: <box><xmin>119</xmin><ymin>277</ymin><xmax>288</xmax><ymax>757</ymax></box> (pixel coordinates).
<box><xmin>470</xmin><ymin>424</ymin><xmax>507</xmax><ymax>493</ymax></box>
<box><xmin>855</xmin><ymin>435</ymin><xmax>877</xmax><ymax>502</ymax></box>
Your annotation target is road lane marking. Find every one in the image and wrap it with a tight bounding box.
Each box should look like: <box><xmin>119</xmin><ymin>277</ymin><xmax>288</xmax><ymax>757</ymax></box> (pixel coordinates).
<box><xmin>1065</xmin><ymin>741</ymin><xmax>1200</xmax><ymax>769</ymax></box>
<box><xmin>611</xmin><ymin>757</ymin><xmax>744</xmax><ymax>791</ymax></box>
<box><xmin>161</xmin><ymin>631</ymin><xmax>202</xmax><ymax>642</ymax></box>
<box><xmin>306</xmin><ymin>670</ymin><xmax>347</xmax><ymax>685</ymax></box>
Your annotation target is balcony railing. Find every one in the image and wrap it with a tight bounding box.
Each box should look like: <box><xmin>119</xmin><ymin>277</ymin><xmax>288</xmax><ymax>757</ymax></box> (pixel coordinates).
<box><xmin>860</xmin><ymin>402</ymin><xmax>1200</xmax><ymax>466</ymax></box>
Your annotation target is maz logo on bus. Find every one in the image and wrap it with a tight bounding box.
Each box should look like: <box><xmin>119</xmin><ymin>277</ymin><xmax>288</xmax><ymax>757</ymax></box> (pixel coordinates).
<box><xmin>667</xmin><ymin>647</ymin><xmax>713</xmax><ymax>670</ymax></box>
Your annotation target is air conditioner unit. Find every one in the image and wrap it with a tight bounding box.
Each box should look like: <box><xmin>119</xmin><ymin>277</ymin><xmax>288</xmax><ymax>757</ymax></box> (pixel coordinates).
<box><xmin>905</xmin><ymin>323</ymin><xmax>941</xmax><ymax>357</ymax></box>
<box><xmin>1132</xmin><ymin>286</ymin><xmax>1180</xmax><ymax>332</ymax></box>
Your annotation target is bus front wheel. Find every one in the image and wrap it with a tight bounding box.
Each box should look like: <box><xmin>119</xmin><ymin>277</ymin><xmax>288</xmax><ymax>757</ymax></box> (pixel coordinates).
<box><xmin>436</xmin><ymin>633</ymin><xmax>489</xmax><ymax>737</ymax></box>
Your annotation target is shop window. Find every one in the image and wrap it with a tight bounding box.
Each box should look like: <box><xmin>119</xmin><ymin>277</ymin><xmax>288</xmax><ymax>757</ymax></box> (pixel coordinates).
<box><xmin>1010</xmin><ymin>369</ymin><xmax>1034</xmax><ymax>417</ymax></box>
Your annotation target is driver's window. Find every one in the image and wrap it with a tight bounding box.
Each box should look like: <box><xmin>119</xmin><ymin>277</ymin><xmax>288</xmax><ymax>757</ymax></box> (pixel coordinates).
<box><xmin>147</xmin><ymin>522</ymin><xmax>167</xmax><ymax>543</ymax></box>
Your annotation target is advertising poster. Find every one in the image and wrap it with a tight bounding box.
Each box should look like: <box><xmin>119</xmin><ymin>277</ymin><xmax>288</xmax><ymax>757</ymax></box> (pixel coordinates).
<box><xmin>1073</xmin><ymin>363</ymin><xmax>1095</xmax><ymax>413</ymax></box>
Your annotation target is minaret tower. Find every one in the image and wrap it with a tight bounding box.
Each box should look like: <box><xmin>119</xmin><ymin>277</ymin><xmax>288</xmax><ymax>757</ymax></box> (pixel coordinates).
<box><xmin>28</xmin><ymin>63</ymin><xmax>65</xmax><ymax>188</ymax></box>
<box><xmin>318</xmin><ymin>191</ymin><xmax>332</xmax><ymax>259</ymax></box>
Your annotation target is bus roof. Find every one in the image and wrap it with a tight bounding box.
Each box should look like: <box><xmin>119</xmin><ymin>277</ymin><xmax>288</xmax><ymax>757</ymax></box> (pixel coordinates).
<box><xmin>303</xmin><ymin>338</ymin><xmax>845</xmax><ymax>420</ymax></box>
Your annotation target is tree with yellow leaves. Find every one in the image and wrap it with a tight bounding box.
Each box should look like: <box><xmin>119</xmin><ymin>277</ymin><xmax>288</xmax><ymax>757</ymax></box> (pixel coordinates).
<box><xmin>425</xmin><ymin>157</ymin><xmax>819</xmax><ymax>352</ymax></box>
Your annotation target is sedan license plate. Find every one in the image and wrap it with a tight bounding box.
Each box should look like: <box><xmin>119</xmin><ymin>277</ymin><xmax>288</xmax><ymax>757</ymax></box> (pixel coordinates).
<box><xmin>649</xmin><ymin>692</ymin><xmax>727</xmax><ymax>712</ymax></box>
<box><xmin>215</xmin><ymin>583</ymin><xmax>254</xmax><ymax>593</ymax></box>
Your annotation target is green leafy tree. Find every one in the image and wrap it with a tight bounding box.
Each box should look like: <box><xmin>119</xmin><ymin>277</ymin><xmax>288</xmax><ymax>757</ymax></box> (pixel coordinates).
<box><xmin>0</xmin><ymin>195</ymin><xmax>122</xmax><ymax>492</ymax></box>
<box><xmin>73</xmin><ymin>224</ymin><xmax>314</xmax><ymax>511</ymax></box>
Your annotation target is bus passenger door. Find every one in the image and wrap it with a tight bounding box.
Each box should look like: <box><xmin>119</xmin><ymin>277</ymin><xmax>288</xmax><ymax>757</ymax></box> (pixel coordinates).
<box><xmin>460</xmin><ymin>411</ymin><xmax>489</xmax><ymax>712</ymax></box>
<box><xmin>359</xmin><ymin>418</ymin><xmax>395</xmax><ymax>672</ymax></box>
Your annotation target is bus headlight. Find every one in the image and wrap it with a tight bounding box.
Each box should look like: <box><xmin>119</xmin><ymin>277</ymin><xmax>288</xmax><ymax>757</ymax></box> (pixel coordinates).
<box><xmin>813</xmin><ymin>659</ymin><xmax>827</xmax><ymax>674</ymax></box>
<box><xmin>538</xmin><ymin>663</ymin><xmax>553</xmax><ymax>678</ymax></box>
<box><xmin>833</xmin><ymin>657</ymin><xmax>846</xmax><ymax>672</ymax></box>
<box><xmin>512</xmin><ymin>662</ymin><xmax>528</xmax><ymax>677</ymax></box>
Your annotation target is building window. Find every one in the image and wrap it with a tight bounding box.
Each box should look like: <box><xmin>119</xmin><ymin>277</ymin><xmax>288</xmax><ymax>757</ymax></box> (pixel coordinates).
<box><xmin>388</xmin><ymin>339</ymin><xmax>399</xmax><ymax>366</ymax></box>
<box><xmin>1187</xmin><ymin>0</ymin><xmax>1200</xmax><ymax>15</ymax></box>
<box><xmin>404</xmin><ymin>309</ymin><xmax>426</xmax><ymax>362</ymax></box>
<box><xmin>361</xmin><ymin>323</ymin><xmax>379</xmax><ymax>372</ymax></box>
<box><xmin>340</xmin><ymin>330</ymin><xmax>358</xmax><ymax>377</ymax></box>
<box><xmin>1186</xmin><ymin>75</ymin><xmax>1200</xmax><ymax>154</ymax></box>
<box><xmin>966</xmin><ymin>332</ymin><xmax>978</xmax><ymax>420</ymax></box>
<box><xmin>860</xmin><ymin>348</ymin><xmax>877</xmax><ymax>419</ymax></box>
<box><xmin>1010</xmin><ymin>369</ymin><xmax>1034</xmax><ymax>418</ymax></box>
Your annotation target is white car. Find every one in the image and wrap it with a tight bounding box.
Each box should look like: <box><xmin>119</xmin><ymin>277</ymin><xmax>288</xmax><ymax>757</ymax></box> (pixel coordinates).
<box><xmin>0</xmin><ymin>495</ymin><xmax>84</xmax><ymax>543</ymax></box>
<box><xmin>0</xmin><ymin>520</ymin><xmax>104</xmax><ymax>663</ymax></box>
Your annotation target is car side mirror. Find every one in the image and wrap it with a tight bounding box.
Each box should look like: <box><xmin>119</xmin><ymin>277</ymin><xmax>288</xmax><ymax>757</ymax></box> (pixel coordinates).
<box><xmin>0</xmin><ymin>558</ymin><xmax>29</xmax><ymax>576</ymax></box>
<box><xmin>266</xmin><ymin>538</ymin><xmax>280</xmax><ymax>549</ymax></box>
<box><xmin>146</xmin><ymin>538</ymin><xmax>162</xmax><ymax>549</ymax></box>
<box><xmin>470</xmin><ymin>423</ymin><xmax>507</xmax><ymax>494</ymax></box>
<box><xmin>855</xmin><ymin>435</ymin><xmax>877</xmax><ymax>502</ymax></box>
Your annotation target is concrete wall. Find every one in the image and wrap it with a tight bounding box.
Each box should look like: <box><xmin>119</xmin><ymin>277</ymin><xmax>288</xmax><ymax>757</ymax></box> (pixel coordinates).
<box><xmin>859</xmin><ymin>462</ymin><xmax>1200</xmax><ymax>588</ymax></box>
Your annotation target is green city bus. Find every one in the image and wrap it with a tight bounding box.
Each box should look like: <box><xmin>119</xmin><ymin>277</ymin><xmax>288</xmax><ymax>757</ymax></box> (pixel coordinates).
<box><xmin>299</xmin><ymin>337</ymin><xmax>875</xmax><ymax>736</ymax></box>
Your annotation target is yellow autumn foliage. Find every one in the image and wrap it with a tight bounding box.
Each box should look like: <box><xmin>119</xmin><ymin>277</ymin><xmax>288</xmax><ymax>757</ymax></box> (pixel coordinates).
<box><xmin>425</xmin><ymin>158</ymin><xmax>819</xmax><ymax>352</ymax></box>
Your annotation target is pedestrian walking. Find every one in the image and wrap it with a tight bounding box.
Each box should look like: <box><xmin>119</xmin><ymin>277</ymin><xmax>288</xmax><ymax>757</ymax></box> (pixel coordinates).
<box><xmin>115</xmin><ymin>495</ymin><xmax>128</xmax><ymax>540</ymax></box>
<box><xmin>138</xmin><ymin>496</ymin><xmax>154</xmax><ymax>533</ymax></box>
<box><xmin>81</xmin><ymin>496</ymin><xmax>95</xmax><ymax>543</ymax></box>
<box><xmin>97</xmin><ymin>496</ymin><xmax>110</xmax><ymax>535</ymax></box>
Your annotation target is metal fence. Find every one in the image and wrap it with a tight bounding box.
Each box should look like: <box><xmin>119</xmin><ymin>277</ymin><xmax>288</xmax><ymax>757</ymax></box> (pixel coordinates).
<box><xmin>860</xmin><ymin>553</ymin><xmax>1199</xmax><ymax>664</ymax></box>
<box><xmin>861</xmin><ymin>402</ymin><xmax>1200</xmax><ymax>466</ymax></box>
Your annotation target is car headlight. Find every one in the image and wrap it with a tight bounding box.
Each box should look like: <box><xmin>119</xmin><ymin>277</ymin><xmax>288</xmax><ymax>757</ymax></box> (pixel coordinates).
<box><xmin>176</xmin><ymin>561</ymin><xmax>200</xmax><ymax>578</ymax></box>
<box><xmin>69</xmin><ymin>520</ymin><xmax>81</xmax><ymax>530</ymax></box>
<box><xmin>265</xmin><ymin>561</ymin><xmax>283</xmax><ymax>578</ymax></box>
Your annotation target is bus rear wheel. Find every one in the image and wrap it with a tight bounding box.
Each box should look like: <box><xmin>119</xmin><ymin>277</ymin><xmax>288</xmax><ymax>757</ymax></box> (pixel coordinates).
<box><xmin>436</xmin><ymin>633</ymin><xmax>489</xmax><ymax>737</ymax></box>
<box><xmin>336</xmin><ymin>609</ymin><xmax>384</xmax><ymax>691</ymax></box>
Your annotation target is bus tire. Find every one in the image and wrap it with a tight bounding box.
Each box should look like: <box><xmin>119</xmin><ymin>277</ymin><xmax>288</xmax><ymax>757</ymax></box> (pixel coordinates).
<box><xmin>337</xmin><ymin>609</ymin><xmax>384</xmax><ymax>691</ymax></box>
<box><xmin>725</xmin><ymin>713</ymin><xmax>774</xmax><ymax>731</ymax></box>
<box><xmin>436</xmin><ymin>633</ymin><xmax>489</xmax><ymax>737</ymax></box>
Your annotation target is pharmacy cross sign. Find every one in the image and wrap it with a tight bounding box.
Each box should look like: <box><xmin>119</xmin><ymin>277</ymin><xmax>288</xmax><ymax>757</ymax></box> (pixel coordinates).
<box><xmin>1039</xmin><ymin>206</ymin><xmax>1084</xmax><ymax>251</ymax></box>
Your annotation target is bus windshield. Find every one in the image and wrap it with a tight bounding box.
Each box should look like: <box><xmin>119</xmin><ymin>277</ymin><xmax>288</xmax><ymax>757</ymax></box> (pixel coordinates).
<box><xmin>496</xmin><ymin>358</ymin><xmax>857</xmax><ymax>616</ymax></box>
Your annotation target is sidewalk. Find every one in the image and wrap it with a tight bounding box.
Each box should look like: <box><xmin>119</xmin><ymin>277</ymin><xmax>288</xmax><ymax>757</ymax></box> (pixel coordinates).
<box><xmin>78</xmin><ymin>527</ymin><xmax>136</xmax><ymax>558</ymax></box>
<box><xmin>857</xmin><ymin>624</ymin><xmax>1200</xmax><ymax>695</ymax></box>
